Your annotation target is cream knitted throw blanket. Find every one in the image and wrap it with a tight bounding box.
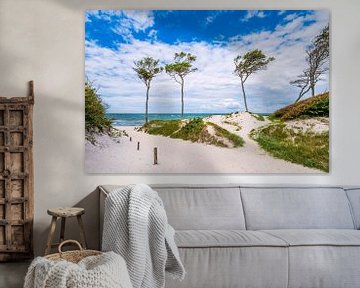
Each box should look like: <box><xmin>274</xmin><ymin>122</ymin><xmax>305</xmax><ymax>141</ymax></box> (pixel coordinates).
<box><xmin>102</xmin><ymin>184</ymin><xmax>185</xmax><ymax>288</ymax></box>
<box><xmin>24</xmin><ymin>251</ymin><xmax>132</xmax><ymax>288</ymax></box>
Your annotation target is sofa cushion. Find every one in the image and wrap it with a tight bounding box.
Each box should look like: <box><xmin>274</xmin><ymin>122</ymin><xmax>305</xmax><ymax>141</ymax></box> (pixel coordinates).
<box><xmin>241</xmin><ymin>187</ymin><xmax>355</xmax><ymax>230</ymax></box>
<box><xmin>175</xmin><ymin>230</ymin><xmax>287</xmax><ymax>248</ymax></box>
<box><xmin>262</xmin><ymin>229</ymin><xmax>360</xmax><ymax>246</ymax></box>
<box><xmin>165</xmin><ymin>246</ymin><xmax>288</xmax><ymax>288</ymax></box>
<box><xmin>100</xmin><ymin>185</ymin><xmax>246</xmax><ymax>230</ymax></box>
<box><xmin>261</xmin><ymin>230</ymin><xmax>360</xmax><ymax>288</ymax></box>
<box><xmin>154</xmin><ymin>186</ymin><xmax>246</xmax><ymax>230</ymax></box>
<box><xmin>287</xmin><ymin>246</ymin><xmax>360</xmax><ymax>288</ymax></box>
<box><xmin>345</xmin><ymin>188</ymin><xmax>360</xmax><ymax>229</ymax></box>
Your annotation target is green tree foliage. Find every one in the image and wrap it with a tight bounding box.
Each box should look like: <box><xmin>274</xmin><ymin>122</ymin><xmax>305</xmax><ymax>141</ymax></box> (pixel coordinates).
<box><xmin>233</xmin><ymin>49</ymin><xmax>275</xmax><ymax>112</ymax></box>
<box><xmin>314</xmin><ymin>25</ymin><xmax>329</xmax><ymax>59</ymax></box>
<box><xmin>165</xmin><ymin>52</ymin><xmax>197</xmax><ymax>116</ymax></box>
<box><xmin>291</xmin><ymin>25</ymin><xmax>329</xmax><ymax>102</ymax></box>
<box><xmin>133</xmin><ymin>57</ymin><xmax>163</xmax><ymax>124</ymax></box>
<box><xmin>85</xmin><ymin>81</ymin><xmax>112</xmax><ymax>132</ymax></box>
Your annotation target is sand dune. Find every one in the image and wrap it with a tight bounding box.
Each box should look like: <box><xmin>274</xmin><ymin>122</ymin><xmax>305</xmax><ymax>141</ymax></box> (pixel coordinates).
<box><xmin>85</xmin><ymin>113</ymin><xmax>322</xmax><ymax>173</ymax></box>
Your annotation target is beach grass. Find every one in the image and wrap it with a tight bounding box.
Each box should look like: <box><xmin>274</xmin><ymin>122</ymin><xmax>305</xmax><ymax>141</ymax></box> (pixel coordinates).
<box><xmin>208</xmin><ymin>122</ymin><xmax>244</xmax><ymax>147</ymax></box>
<box><xmin>171</xmin><ymin>118</ymin><xmax>205</xmax><ymax>142</ymax></box>
<box><xmin>141</xmin><ymin>118</ymin><xmax>244</xmax><ymax>148</ymax></box>
<box><xmin>141</xmin><ymin>119</ymin><xmax>181</xmax><ymax>136</ymax></box>
<box><xmin>251</xmin><ymin>113</ymin><xmax>265</xmax><ymax>121</ymax></box>
<box><xmin>224</xmin><ymin>120</ymin><xmax>242</xmax><ymax>130</ymax></box>
<box><xmin>271</xmin><ymin>92</ymin><xmax>329</xmax><ymax>121</ymax></box>
<box><xmin>250</xmin><ymin>123</ymin><xmax>329</xmax><ymax>172</ymax></box>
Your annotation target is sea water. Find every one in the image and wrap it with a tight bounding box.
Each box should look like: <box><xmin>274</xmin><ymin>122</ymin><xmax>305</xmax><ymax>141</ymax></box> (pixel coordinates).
<box><xmin>107</xmin><ymin>113</ymin><xmax>225</xmax><ymax>126</ymax></box>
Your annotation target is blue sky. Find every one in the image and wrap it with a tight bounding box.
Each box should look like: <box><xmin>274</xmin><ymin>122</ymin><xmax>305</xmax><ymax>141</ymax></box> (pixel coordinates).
<box><xmin>85</xmin><ymin>10</ymin><xmax>329</xmax><ymax>113</ymax></box>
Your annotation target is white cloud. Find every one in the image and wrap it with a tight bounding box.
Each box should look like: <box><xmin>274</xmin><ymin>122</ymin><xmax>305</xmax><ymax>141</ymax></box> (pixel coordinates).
<box><xmin>242</xmin><ymin>10</ymin><xmax>266</xmax><ymax>22</ymax></box>
<box><xmin>205</xmin><ymin>11</ymin><xmax>224</xmax><ymax>25</ymax></box>
<box><xmin>86</xmin><ymin>10</ymin><xmax>155</xmax><ymax>42</ymax></box>
<box><xmin>121</xmin><ymin>10</ymin><xmax>154</xmax><ymax>32</ymax></box>
<box><xmin>111</xmin><ymin>10</ymin><xmax>155</xmax><ymax>42</ymax></box>
<box><xmin>202</xmin><ymin>98</ymin><xmax>242</xmax><ymax>111</ymax></box>
<box><xmin>284</xmin><ymin>13</ymin><xmax>298</xmax><ymax>22</ymax></box>
<box><xmin>148</xmin><ymin>29</ymin><xmax>158</xmax><ymax>40</ymax></box>
<box><xmin>85</xmin><ymin>10</ymin><xmax>123</xmax><ymax>22</ymax></box>
<box><xmin>85</xmin><ymin>11</ymin><xmax>329</xmax><ymax>114</ymax></box>
<box><xmin>205</xmin><ymin>15</ymin><xmax>216</xmax><ymax>24</ymax></box>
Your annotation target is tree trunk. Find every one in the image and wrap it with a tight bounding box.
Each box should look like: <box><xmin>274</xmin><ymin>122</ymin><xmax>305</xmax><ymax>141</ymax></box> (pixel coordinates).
<box><xmin>145</xmin><ymin>85</ymin><xmax>150</xmax><ymax>124</ymax></box>
<box><xmin>240</xmin><ymin>80</ymin><xmax>249</xmax><ymax>112</ymax></box>
<box><xmin>295</xmin><ymin>93</ymin><xmax>303</xmax><ymax>103</ymax></box>
<box><xmin>310</xmin><ymin>75</ymin><xmax>315</xmax><ymax>97</ymax></box>
<box><xmin>295</xmin><ymin>86</ymin><xmax>312</xmax><ymax>103</ymax></box>
<box><xmin>311</xmin><ymin>85</ymin><xmax>315</xmax><ymax>96</ymax></box>
<box><xmin>181</xmin><ymin>79</ymin><xmax>184</xmax><ymax>116</ymax></box>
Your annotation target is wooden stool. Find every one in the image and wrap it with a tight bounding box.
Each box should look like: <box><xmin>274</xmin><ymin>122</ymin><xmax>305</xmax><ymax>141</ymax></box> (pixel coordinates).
<box><xmin>45</xmin><ymin>207</ymin><xmax>87</xmax><ymax>255</ymax></box>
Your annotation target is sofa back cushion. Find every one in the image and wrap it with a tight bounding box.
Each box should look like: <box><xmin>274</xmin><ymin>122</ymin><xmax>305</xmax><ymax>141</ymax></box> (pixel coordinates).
<box><xmin>345</xmin><ymin>188</ymin><xmax>360</xmax><ymax>229</ymax></box>
<box><xmin>154</xmin><ymin>186</ymin><xmax>246</xmax><ymax>230</ymax></box>
<box><xmin>240</xmin><ymin>187</ymin><xmax>355</xmax><ymax>230</ymax></box>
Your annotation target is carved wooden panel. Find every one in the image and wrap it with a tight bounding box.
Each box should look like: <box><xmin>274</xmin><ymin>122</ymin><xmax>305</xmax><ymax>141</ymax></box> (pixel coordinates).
<box><xmin>0</xmin><ymin>81</ymin><xmax>34</xmax><ymax>261</ymax></box>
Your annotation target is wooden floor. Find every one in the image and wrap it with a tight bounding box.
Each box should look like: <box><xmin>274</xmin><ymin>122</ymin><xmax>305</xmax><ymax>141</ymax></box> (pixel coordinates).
<box><xmin>0</xmin><ymin>261</ymin><xmax>30</xmax><ymax>288</ymax></box>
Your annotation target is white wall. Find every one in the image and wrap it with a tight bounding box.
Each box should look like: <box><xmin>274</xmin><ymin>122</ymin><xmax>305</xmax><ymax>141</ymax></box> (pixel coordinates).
<box><xmin>0</xmin><ymin>0</ymin><xmax>359</xmax><ymax>256</ymax></box>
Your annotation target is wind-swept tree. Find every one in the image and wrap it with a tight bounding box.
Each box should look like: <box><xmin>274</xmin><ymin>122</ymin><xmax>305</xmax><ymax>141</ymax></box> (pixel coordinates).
<box><xmin>291</xmin><ymin>25</ymin><xmax>329</xmax><ymax>103</ymax></box>
<box><xmin>165</xmin><ymin>52</ymin><xmax>197</xmax><ymax>116</ymax></box>
<box><xmin>314</xmin><ymin>25</ymin><xmax>329</xmax><ymax>59</ymax></box>
<box><xmin>233</xmin><ymin>49</ymin><xmax>275</xmax><ymax>112</ymax></box>
<box><xmin>290</xmin><ymin>71</ymin><xmax>311</xmax><ymax>103</ymax></box>
<box><xmin>133</xmin><ymin>57</ymin><xmax>163</xmax><ymax>123</ymax></box>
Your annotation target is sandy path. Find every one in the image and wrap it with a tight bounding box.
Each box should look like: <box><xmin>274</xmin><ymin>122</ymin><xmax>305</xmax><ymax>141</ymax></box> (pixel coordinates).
<box><xmin>85</xmin><ymin>117</ymin><xmax>322</xmax><ymax>173</ymax></box>
<box><xmin>204</xmin><ymin>113</ymin><xmax>271</xmax><ymax>155</ymax></box>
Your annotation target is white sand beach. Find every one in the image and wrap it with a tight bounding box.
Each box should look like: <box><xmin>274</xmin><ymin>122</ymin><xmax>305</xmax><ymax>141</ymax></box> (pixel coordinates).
<box><xmin>85</xmin><ymin>112</ymin><xmax>324</xmax><ymax>174</ymax></box>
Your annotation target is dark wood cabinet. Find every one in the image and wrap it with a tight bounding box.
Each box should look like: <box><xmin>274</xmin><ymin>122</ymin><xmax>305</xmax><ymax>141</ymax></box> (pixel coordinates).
<box><xmin>0</xmin><ymin>81</ymin><xmax>34</xmax><ymax>261</ymax></box>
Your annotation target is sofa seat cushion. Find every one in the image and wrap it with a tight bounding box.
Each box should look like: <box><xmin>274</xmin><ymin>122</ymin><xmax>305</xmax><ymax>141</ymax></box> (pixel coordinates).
<box><xmin>166</xmin><ymin>246</ymin><xmax>289</xmax><ymax>288</ymax></box>
<box><xmin>260</xmin><ymin>230</ymin><xmax>360</xmax><ymax>288</ymax></box>
<box><xmin>262</xmin><ymin>229</ymin><xmax>360</xmax><ymax>246</ymax></box>
<box><xmin>175</xmin><ymin>230</ymin><xmax>288</xmax><ymax>248</ymax></box>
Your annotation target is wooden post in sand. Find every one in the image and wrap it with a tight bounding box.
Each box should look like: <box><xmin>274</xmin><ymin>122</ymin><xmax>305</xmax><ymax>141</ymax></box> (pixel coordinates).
<box><xmin>153</xmin><ymin>147</ymin><xmax>158</xmax><ymax>165</ymax></box>
<box><xmin>137</xmin><ymin>141</ymin><xmax>140</xmax><ymax>151</ymax></box>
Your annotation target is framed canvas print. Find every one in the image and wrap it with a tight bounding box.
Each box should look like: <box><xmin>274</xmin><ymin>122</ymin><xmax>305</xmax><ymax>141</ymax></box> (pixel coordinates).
<box><xmin>85</xmin><ymin>10</ymin><xmax>330</xmax><ymax>174</ymax></box>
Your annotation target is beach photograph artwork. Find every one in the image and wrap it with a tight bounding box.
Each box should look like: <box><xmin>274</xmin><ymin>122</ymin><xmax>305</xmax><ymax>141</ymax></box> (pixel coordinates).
<box><xmin>85</xmin><ymin>10</ymin><xmax>330</xmax><ymax>173</ymax></box>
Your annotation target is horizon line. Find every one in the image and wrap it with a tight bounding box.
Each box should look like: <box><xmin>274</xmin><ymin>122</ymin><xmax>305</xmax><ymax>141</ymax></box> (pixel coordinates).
<box><xmin>106</xmin><ymin>111</ymin><xmax>271</xmax><ymax>114</ymax></box>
